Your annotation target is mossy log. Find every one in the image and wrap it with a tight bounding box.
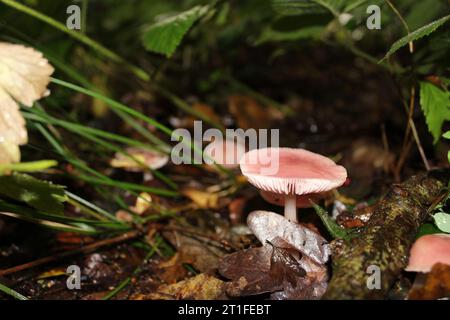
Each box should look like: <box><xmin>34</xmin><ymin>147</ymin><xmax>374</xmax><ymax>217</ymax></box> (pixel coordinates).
<box><xmin>324</xmin><ymin>170</ymin><xmax>449</xmax><ymax>300</ymax></box>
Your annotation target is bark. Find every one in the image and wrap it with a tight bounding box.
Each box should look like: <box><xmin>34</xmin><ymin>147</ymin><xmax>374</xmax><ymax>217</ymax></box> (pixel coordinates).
<box><xmin>323</xmin><ymin>170</ymin><xmax>449</xmax><ymax>300</ymax></box>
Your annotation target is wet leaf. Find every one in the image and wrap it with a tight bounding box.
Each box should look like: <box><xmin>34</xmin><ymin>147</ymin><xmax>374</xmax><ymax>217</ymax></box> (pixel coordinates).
<box><xmin>139</xmin><ymin>273</ymin><xmax>226</xmax><ymax>300</ymax></box>
<box><xmin>247</xmin><ymin>210</ymin><xmax>330</xmax><ymax>264</ymax></box>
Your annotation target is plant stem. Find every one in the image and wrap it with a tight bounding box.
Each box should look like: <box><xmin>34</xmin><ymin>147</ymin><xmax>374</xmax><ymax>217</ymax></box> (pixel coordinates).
<box><xmin>284</xmin><ymin>194</ymin><xmax>297</xmax><ymax>223</ymax></box>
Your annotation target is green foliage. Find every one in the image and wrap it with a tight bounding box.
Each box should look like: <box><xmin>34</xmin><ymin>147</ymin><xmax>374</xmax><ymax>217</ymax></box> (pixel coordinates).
<box><xmin>142</xmin><ymin>5</ymin><xmax>210</xmax><ymax>57</ymax></box>
<box><xmin>381</xmin><ymin>14</ymin><xmax>450</xmax><ymax>61</ymax></box>
<box><xmin>433</xmin><ymin>211</ymin><xmax>450</xmax><ymax>233</ymax></box>
<box><xmin>417</xmin><ymin>223</ymin><xmax>442</xmax><ymax>238</ymax></box>
<box><xmin>444</xmin><ymin>131</ymin><xmax>450</xmax><ymax>163</ymax></box>
<box><xmin>255</xmin><ymin>14</ymin><xmax>331</xmax><ymax>44</ymax></box>
<box><xmin>419</xmin><ymin>81</ymin><xmax>450</xmax><ymax>144</ymax></box>
<box><xmin>272</xmin><ymin>0</ymin><xmax>368</xmax><ymax>16</ymax></box>
<box><xmin>0</xmin><ymin>172</ymin><xmax>67</xmax><ymax>215</ymax></box>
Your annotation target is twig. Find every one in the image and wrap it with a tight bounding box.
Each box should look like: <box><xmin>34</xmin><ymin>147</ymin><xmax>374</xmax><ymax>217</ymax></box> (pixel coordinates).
<box><xmin>0</xmin><ymin>230</ymin><xmax>140</xmax><ymax>277</ymax></box>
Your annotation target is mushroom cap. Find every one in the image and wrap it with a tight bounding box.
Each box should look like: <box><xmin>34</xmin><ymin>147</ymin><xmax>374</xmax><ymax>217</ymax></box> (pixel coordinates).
<box><xmin>240</xmin><ymin>147</ymin><xmax>347</xmax><ymax>195</ymax></box>
<box><xmin>110</xmin><ymin>147</ymin><xmax>169</xmax><ymax>172</ymax></box>
<box><xmin>406</xmin><ymin>234</ymin><xmax>450</xmax><ymax>273</ymax></box>
<box><xmin>259</xmin><ymin>190</ymin><xmax>324</xmax><ymax>208</ymax></box>
<box><xmin>204</xmin><ymin>138</ymin><xmax>246</xmax><ymax>169</ymax></box>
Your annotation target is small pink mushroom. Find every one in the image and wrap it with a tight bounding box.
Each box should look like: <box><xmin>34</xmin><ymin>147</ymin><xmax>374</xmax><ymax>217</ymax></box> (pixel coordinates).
<box><xmin>406</xmin><ymin>234</ymin><xmax>450</xmax><ymax>273</ymax></box>
<box><xmin>240</xmin><ymin>148</ymin><xmax>347</xmax><ymax>223</ymax></box>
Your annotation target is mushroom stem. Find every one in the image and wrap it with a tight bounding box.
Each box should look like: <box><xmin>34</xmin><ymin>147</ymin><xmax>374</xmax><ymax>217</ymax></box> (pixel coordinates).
<box><xmin>284</xmin><ymin>194</ymin><xmax>297</xmax><ymax>223</ymax></box>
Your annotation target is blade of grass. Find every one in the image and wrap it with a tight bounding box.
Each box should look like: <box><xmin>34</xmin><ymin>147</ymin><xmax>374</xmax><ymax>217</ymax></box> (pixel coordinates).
<box><xmin>0</xmin><ymin>282</ymin><xmax>28</xmax><ymax>300</ymax></box>
<box><xmin>0</xmin><ymin>160</ymin><xmax>57</xmax><ymax>174</ymax></box>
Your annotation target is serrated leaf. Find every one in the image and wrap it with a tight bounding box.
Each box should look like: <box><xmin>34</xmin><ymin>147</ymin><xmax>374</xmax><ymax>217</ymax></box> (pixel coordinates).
<box><xmin>419</xmin><ymin>81</ymin><xmax>450</xmax><ymax>144</ymax></box>
<box><xmin>433</xmin><ymin>212</ymin><xmax>450</xmax><ymax>233</ymax></box>
<box><xmin>0</xmin><ymin>173</ymin><xmax>66</xmax><ymax>215</ymax></box>
<box><xmin>142</xmin><ymin>5</ymin><xmax>209</xmax><ymax>57</ymax></box>
<box><xmin>381</xmin><ymin>14</ymin><xmax>450</xmax><ymax>62</ymax></box>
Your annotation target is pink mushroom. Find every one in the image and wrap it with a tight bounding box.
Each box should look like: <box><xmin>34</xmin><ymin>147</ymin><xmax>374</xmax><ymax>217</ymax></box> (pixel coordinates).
<box><xmin>259</xmin><ymin>190</ymin><xmax>325</xmax><ymax>209</ymax></box>
<box><xmin>406</xmin><ymin>234</ymin><xmax>450</xmax><ymax>273</ymax></box>
<box><xmin>240</xmin><ymin>148</ymin><xmax>347</xmax><ymax>223</ymax></box>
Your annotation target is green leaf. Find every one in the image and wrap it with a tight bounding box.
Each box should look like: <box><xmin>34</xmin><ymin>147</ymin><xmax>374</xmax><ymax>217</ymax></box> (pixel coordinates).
<box><xmin>380</xmin><ymin>14</ymin><xmax>450</xmax><ymax>62</ymax></box>
<box><xmin>443</xmin><ymin>131</ymin><xmax>450</xmax><ymax>139</ymax></box>
<box><xmin>419</xmin><ymin>81</ymin><xmax>450</xmax><ymax>144</ymax></box>
<box><xmin>0</xmin><ymin>173</ymin><xmax>67</xmax><ymax>215</ymax></box>
<box><xmin>417</xmin><ymin>223</ymin><xmax>442</xmax><ymax>238</ymax></box>
<box><xmin>142</xmin><ymin>5</ymin><xmax>210</xmax><ymax>57</ymax></box>
<box><xmin>434</xmin><ymin>212</ymin><xmax>450</xmax><ymax>233</ymax></box>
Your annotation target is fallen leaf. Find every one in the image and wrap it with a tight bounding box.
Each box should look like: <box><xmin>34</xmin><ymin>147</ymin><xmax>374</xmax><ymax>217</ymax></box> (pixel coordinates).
<box><xmin>228</xmin><ymin>95</ymin><xmax>282</xmax><ymax>129</ymax></box>
<box><xmin>0</xmin><ymin>42</ymin><xmax>54</xmax><ymax>164</ymax></box>
<box><xmin>36</xmin><ymin>268</ymin><xmax>68</xmax><ymax>280</ymax></box>
<box><xmin>130</xmin><ymin>192</ymin><xmax>152</xmax><ymax>215</ymax></box>
<box><xmin>139</xmin><ymin>273</ymin><xmax>227</xmax><ymax>300</ymax></box>
<box><xmin>156</xmin><ymin>253</ymin><xmax>189</xmax><ymax>284</ymax></box>
<box><xmin>247</xmin><ymin>210</ymin><xmax>330</xmax><ymax>264</ymax></box>
<box><xmin>219</xmin><ymin>246</ymin><xmax>281</xmax><ymax>296</ymax></box>
<box><xmin>163</xmin><ymin>227</ymin><xmax>227</xmax><ymax>273</ymax></box>
<box><xmin>408</xmin><ymin>263</ymin><xmax>450</xmax><ymax>300</ymax></box>
<box><xmin>181</xmin><ymin>187</ymin><xmax>220</xmax><ymax>209</ymax></box>
<box><xmin>219</xmin><ymin>240</ymin><xmax>327</xmax><ymax>299</ymax></box>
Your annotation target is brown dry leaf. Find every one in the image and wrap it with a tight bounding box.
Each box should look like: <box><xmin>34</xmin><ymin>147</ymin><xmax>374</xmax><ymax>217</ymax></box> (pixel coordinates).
<box><xmin>163</xmin><ymin>228</ymin><xmax>226</xmax><ymax>272</ymax></box>
<box><xmin>156</xmin><ymin>253</ymin><xmax>189</xmax><ymax>284</ymax></box>
<box><xmin>191</xmin><ymin>103</ymin><xmax>222</xmax><ymax>127</ymax></box>
<box><xmin>219</xmin><ymin>246</ymin><xmax>280</xmax><ymax>296</ymax></box>
<box><xmin>247</xmin><ymin>211</ymin><xmax>330</xmax><ymax>264</ymax></box>
<box><xmin>181</xmin><ymin>187</ymin><xmax>220</xmax><ymax>209</ymax></box>
<box><xmin>139</xmin><ymin>273</ymin><xmax>227</xmax><ymax>300</ymax></box>
<box><xmin>0</xmin><ymin>42</ymin><xmax>54</xmax><ymax>164</ymax></box>
<box><xmin>219</xmin><ymin>240</ymin><xmax>327</xmax><ymax>299</ymax></box>
<box><xmin>408</xmin><ymin>263</ymin><xmax>450</xmax><ymax>300</ymax></box>
<box><xmin>228</xmin><ymin>95</ymin><xmax>282</xmax><ymax>129</ymax></box>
